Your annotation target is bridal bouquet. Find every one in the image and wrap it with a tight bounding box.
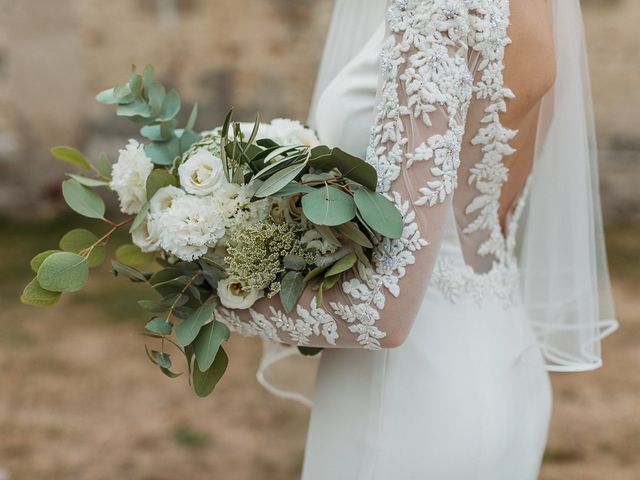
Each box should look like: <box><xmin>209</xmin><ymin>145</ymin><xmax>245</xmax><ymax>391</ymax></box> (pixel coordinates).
<box><xmin>20</xmin><ymin>66</ymin><xmax>403</xmax><ymax>397</ymax></box>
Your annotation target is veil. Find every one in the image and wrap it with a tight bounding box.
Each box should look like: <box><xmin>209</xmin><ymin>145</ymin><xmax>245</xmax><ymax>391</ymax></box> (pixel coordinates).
<box><xmin>518</xmin><ymin>0</ymin><xmax>618</xmax><ymax>371</ymax></box>
<box><xmin>257</xmin><ymin>0</ymin><xmax>618</xmax><ymax>405</ymax></box>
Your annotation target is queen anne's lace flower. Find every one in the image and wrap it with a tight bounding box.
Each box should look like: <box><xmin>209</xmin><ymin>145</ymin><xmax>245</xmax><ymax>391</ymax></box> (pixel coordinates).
<box><xmin>110</xmin><ymin>139</ymin><xmax>154</xmax><ymax>214</ymax></box>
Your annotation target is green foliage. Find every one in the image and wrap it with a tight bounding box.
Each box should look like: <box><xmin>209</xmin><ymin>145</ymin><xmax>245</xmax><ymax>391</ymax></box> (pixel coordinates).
<box><xmin>59</xmin><ymin>228</ymin><xmax>105</xmax><ymax>268</ymax></box>
<box><xmin>193</xmin><ymin>347</ymin><xmax>228</xmax><ymax>398</ymax></box>
<box><xmin>111</xmin><ymin>260</ymin><xmax>147</xmax><ymax>282</ymax></box>
<box><xmin>353</xmin><ymin>188</ymin><xmax>404</xmax><ymax>239</ymax></box>
<box><xmin>36</xmin><ymin>251</ymin><xmax>89</xmax><ymax>293</ymax></box>
<box><xmin>280</xmin><ymin>271</ymin><xmax>305</xmax><ymax>314</ymax></box>
<box><xmin>115</xmin><ymin>244</ymin><xmax>155</xmax><ymax>266</ymax></box>
<box><xmin>301</xmin><ymin>185</ymin><xmax>357</xmax><ymax>226</ymax></box>
<box><xmin>145</xmin><ymin>317</ymin><xmax>173</xmax><ymax>335</ymax></box>
<box><xmin>176</xmin><ymin>303</ymin><xmax>217</xmax><ymax>347</ymax></box>
<box><xmin>51</xmin><ymin>146</ymin><xmax>91</xmax><ymax>170</ymax></box>
<box><xmin>325</xmin><ymin>253</ymin><xmax>358</xmax><ymax>277</ymax></box>
<box><xmin>20</xmin><ymin>278</ymin><xmax>62</xmax><ymax>306</ymax></box>
<box><xmin>61</xmin><ymin>179</ymin><xmax>106</xmax><ymax>220</ymax></box>
<box><xmin>30</xmin><ymin>250</ymin><xmax>60</xmax><ymax>273</ymax></box>
<box><xmin>194</xmin><ymin>320</ymin><xmax>230</xmax><ymax>372</ymax></box>
<box><xmin>146</xmin><ymin>169</ymin><xmax>178</xmax><ymax>200</ymax></box>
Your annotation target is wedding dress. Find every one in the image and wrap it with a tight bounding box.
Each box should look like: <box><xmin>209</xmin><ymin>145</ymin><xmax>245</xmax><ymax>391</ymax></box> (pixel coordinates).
<box><xmin>216</xmin><ymin>0</ymin><xmax>618</xmax><ymax>478</ymax></box>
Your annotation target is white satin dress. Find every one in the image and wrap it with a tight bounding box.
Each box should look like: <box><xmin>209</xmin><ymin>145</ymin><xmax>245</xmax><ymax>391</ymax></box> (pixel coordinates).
<box><xmin>301</xmin><ymin>19</ymin><xmax>552</xmax><ymax>480</ymax></box>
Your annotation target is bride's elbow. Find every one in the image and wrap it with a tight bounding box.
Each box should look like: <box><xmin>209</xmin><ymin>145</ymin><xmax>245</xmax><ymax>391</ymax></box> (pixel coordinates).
<box><xmin>380</xmin><ymin>327</ymin><xmax>411</xmax><ymax>349</ymax></box>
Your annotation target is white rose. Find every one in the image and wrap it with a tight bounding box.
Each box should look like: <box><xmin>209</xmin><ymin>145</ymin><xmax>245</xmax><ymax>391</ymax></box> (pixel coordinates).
<box><xmin>110</xmin><ymin>139</ymin><xmax>154</xmax><ymax>214</ymax></box>
<box><xmin>217</xmin><ymin>278</ymin><xmax>263</xmax><ymax>310</ymax></box>
<box><xmin>154</xmin><ymin>194</ymin><xmax>226</xmax><ymax>261</ymax></box>
<box><xmin>131</xmin><ymin>216</ymin><xmax>161</xmax><ymax>253</ymax></box>
<box><xmin>178</xmin><ymin>149</ymin><xmax>227</xmax><ymax>196</ymax></box>
<box><xmin>149</xmin><ymin>185</ymin><xmax>185</xmax><ymax>214</ymax></box>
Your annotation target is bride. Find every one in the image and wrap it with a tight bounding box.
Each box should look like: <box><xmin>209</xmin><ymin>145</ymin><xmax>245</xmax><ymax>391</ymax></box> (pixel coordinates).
<box><xmin>215</xmin><ymin>0</ymin><xmax>619</xmax><ymax>478</ymax></box>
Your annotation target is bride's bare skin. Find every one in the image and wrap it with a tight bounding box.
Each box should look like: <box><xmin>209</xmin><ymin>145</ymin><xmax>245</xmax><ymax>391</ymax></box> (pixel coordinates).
<box><xmin>496</xmin><ymin>0</ymin><xmax>556</xmax><ymax>227</ymax></box>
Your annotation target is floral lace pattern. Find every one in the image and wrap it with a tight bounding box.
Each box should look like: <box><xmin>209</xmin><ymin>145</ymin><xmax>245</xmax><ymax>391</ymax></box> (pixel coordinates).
<box><xmin>216</xmin><ymin>0</ymin><xmax>523</xmax><ymax>347</ymax></box>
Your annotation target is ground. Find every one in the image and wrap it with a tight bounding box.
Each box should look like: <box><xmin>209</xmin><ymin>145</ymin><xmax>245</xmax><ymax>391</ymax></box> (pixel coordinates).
<box><xmin>0</xmin><ymin>217</ymin><xmax>638</xmax><ymax>479</ymax></box>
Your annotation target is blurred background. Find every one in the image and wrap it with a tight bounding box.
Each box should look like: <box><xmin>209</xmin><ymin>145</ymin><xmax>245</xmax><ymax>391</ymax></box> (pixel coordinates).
<box><xmin>0</xmin><ymin>0</ymin><xmax>638</xmax><ymax>479</ymax></box>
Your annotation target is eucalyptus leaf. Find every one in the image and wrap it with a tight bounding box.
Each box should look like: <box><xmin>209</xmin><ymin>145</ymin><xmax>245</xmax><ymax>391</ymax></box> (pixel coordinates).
<box><xmin>62</xmin><ymin>179</ymin><xmax>106</xmax><ymax>220</ymax></box>
<box><xmin>186</xmin><ymin>103</ymin><xmax>198</xmax><ymax>131</ymax></box>
<box><xmin>129</xmin><ymin>201</ymin><xmax>150</xmax><ymax>233</ymax></box>
<box><xmin>112</xmin><ymin>260</ymin><xmax>147</xmax><ymax>282</ymax></box>
<box><xmin>193</xmin><ymin>347</ymin><xmax>228</xmax><ymax>397</ymax></box>
<box><xmin>96</xmin><ymin>152</ymin><xmax>112</xmax><ymax>178</ymax></box>
<box><xmin>325</xmin><ymin>253</ymin><xmax>358</xmax><ymax>277</ymax></box>
<box><xmin>117</xmin><ymin>100</ymin><xmax>152</xmax><ymax>117</ymax></box>
<box><xmin>314</xmin><ymin>224</ymin><xmax>341</xmax><ymax>248</ymax></box>
<box><xmin>30</xmin><ymin>250</ymin><xmax>60</xmax><ymax>273</ymax></box>
<box><xmin>254</xmin><ymin>161</ymin><xmax>308</xmax><ymax>198</ymax></box>
<box><xmin>330</xmin><ymin>148</ymin><xmax>378</xmax><ymax>191</ymax></box>
<box><xmin>160</xmin><ymin>367</ymin><xmax>182</xmax><ymax>379</ymax></box>
<box><xmin>145</xmin><ymin>138</ymin><xmax>180</xmax><ymax>166</ymax></box>
<box><xmin>51</xmin><ymin>146</ymin><xmax>91</xmax><ymax>170</ymax></box>
<box><xmin>267</xmin><ymin>183</ymin><xmax>314</xmax><ymax>197</ymax></box>
<box><xmin>37</xmin><ymin>252</ymin><xmax>89</xmax><ymax>293</ymax></box>
<box><xmin>303</xmin><ymin>265</ymin><xmax>328</xmax><ymax>282</ymax></box>
<box><xmin>145</xmin><ymin>317</ymin><xmax>172</xmax><ymax>336</ymax></box>
<box><xmin>283</xmin><ymin>255</ymin><xmax>307</xmax><ymax>271</ymax></box>
<box><xmin>176</xmin><ymin>303</ymin><xmax>217</xmax><ymax>347</ymax></box>
<box><xmin>194</xmin><ymin>320</ymin><xmax>230</xmax><ymax>372</ymax></box>
<box><xmin>67</xmin><ymin>174</ymin><xmax>110</xmax><ymax>187</ymax></box>
<box><xmin>321</xmin><ymin>274</ymin><xmax>341</xmax><ymax>290</ymax></box>
<box><xmin>148</xmin><ymin>349</ymin><xmax>172</xmax><ymax>369</ymax></box>
<box><xmin>115</xmin><ymin>244</ymin><xmax>155</xmax><ymax>266</ymax></box>
<box><xmin>336</xmin><ymin>222</ymin><xmax>374</xmax><ymax>248</ymax></box>
<box><xmin>353</xmin><ymin>188</ymin><xmax>404</xmax><ymax>239</ymax></box>
<box><xmin>280</xmin><ymin>271</ymin><xmax>305</xmax><ymax>314</ymax></box>
<box><xmin>298</xmin><ymin>346</ymin><xmax>323</xmax><ymax>357</ymax></box>
<box><xmin>161</xmin><ymin>90</ymin><xmax>181</xmax><ymax>120</ymax></box>
<box><xmin>146</xmin><ymin>81</ymin><xmax>166</xmax><ymax>114</ymax></box>
<box><xmin>146</xmin><ymin>169</ymin><xmax>178</xmax><ymax>200</ymax></box>
<box><xmin>59</xmin><ymin>228</ymin><xmax>105</xmax><ymax>268</ymax></box>
<box><xmin>301</xmin><ymin>185</ymin><xmax>356</xmax><ymax>226</ymax></box>
<box><xmin>21</xmin><ymin>278</ymin><xmax>62</xmax><ymax>307</ymax></box>
<box><xmin>96</xmin><ymin>88</ymin><xmax>119</xmax><ymax>105</ymax></box>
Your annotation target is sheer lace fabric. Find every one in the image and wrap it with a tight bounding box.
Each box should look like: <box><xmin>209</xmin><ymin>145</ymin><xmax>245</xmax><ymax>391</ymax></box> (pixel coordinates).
<box><xmin>216</xmin><ymin>0</ymin><xmax>527</xmax><ymax>349</ymax></box>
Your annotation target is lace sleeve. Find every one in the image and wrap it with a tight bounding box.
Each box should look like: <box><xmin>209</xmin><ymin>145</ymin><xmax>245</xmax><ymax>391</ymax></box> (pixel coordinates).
<box><xmin>215</xmin><ymin>0</ymin><xmax>474</xmax><ymax>349</ymax></box>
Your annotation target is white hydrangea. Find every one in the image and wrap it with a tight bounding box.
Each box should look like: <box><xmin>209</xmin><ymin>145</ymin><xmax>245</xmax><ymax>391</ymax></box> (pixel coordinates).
<box><xmin>110</xmin><ymin>139</ymin><xmax>154</xmax><ymax>214</ymax></box>
<box><xmin>153</xmin><ymin>194</ymin><xmax>226</xmax><ymax>261</ymax></box>
<box><xmin>178</xmin><ymin>149</ymin><xmax>228</xmax><ymax>196</ymax></box>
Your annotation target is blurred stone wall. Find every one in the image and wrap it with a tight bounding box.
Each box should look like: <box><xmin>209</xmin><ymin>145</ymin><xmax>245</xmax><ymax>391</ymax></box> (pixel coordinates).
<box><xmin>0</xmin><ymin>0</ymin><xmax>637</xmax><ymax>221</ymax></box>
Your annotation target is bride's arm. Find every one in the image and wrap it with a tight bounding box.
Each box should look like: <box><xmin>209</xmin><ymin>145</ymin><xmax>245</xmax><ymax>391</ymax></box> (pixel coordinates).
<box><xmin>216</xmin><ymin>1</ymin><xmax>474</xmax><ymax>349</ymax></box>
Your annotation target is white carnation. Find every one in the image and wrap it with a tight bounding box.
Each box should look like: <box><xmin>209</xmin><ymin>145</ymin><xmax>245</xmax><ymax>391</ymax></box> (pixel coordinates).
<box><xmin>239</xmin><ymin>118</ymin><xmax>319</xmax><ymax>147</ymax></box>
<box><xmin>178</xmin><ymin>149</ymin><xmax>227</xmax><ymax>196</ymax></box>
<box><xmin>110</xmin><ymin>139</ymin><xmax>154</xmax><ymax>214</ymax></box>
<box><xmin>217</xmin><ymin>277</ymin><xmax>263</xmax><ymax>310</ymax></box>
<box><xmin>153</xmin><ymin>194</ymin><xmax>226</xmax><ymax>261</ymax></box>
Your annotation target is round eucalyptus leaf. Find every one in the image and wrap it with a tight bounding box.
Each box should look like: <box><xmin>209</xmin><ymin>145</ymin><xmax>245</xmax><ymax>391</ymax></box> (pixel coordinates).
<box><xmin>115</xmin><ymin>244</ymin><xmax>155</xmax><ymax>266</ymax></box>
<box><xmin>145</xmin><ymin>317</ymin><xmax>173</xmax><ymax>336</ymax></box>
<box><xmin>194</xmin><ymin>320</ymin><xmax>230</xmax><ymax>372</ymax></box>
<box><xmin>161</xmin><ymin>90</ymin><xmax>181</xmax><ymax>121</ymax></box>
<box><xmin>301</xmin><ymin>186</ymin><xmax>357</xmax><ymax>226</ymax></box>
<box><xmin>62</xmin><ymin>179</ymin><xmax>106</xmax><ymax>220</ymax></box>
<box><xmin>59</xmin><ymin>228</ymin><xmax>105</xmax><ymax>268</ymax></box>
<box><xmin>146</xmin><ymin>169</ymin><xmax>178</xmax><ymax>200</ymax></box>
<box><xmin>353</xmin><ymin>188</ymin><xmax>404</xmax><ymax>239</ymax></box>
<box><xmin>37</xmin><ymin>252</ymin><xmax>89</xmax><ymax>293</ymax></box>
<box><xmin>21</xmin><ymin>278</ymin><xmax>62</xmax><ymax>307</ymax></box>
<box><xmin>30</xmin><ymin>250</ymin><xmax>61</xmax><ymax>273</ymax></box>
